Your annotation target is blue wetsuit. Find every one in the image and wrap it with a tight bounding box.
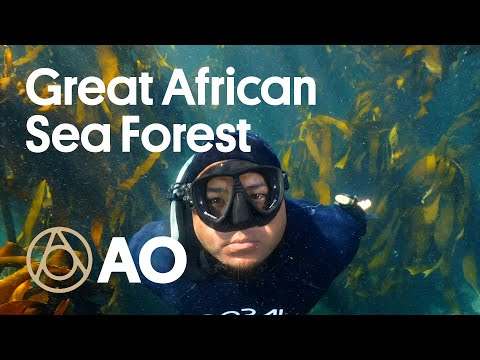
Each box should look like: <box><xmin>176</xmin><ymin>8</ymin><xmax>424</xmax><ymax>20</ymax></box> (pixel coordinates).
<box><xmin>128</xmin><ymin>198</ymin><xmax>366</xmax><ymax>315</ymax></box>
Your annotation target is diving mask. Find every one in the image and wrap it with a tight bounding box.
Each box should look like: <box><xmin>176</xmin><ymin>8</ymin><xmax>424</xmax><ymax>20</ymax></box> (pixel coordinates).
<box><xmin>168</xmin><ymin>160</ymin><xmax>289</xmax><ymax>232</ymax></box>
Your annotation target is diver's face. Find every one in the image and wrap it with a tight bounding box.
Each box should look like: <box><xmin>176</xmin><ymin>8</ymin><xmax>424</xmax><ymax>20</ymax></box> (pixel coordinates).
<box><xmin>192</xmin><ymin>160</ymin><xmax>287</xmax><ymax>273</ymax></box>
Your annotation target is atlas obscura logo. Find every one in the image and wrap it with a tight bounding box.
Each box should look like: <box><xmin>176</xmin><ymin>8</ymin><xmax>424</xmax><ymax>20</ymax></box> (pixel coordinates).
<box><xmin>27</xmin><ymin>227</ymin><xmax>187</xmax><ymax>293</ymax></box>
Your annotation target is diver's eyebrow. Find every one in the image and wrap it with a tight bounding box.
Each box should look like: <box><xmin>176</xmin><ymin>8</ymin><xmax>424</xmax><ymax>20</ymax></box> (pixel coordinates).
<box><xmin>244</xmin><ymin>183</ymin><xmax>268</xmax><ymax>191</ymax></box>
<box><xmin>206</xmin><ymin>186</ymin><xmax>228</xmax><ymax>194</ymax></box>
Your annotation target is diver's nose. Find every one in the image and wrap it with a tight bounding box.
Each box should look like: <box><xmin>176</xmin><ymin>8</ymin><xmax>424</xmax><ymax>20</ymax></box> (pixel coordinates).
<box><xmin>232</xmin><ymin>192</ymin><xmax>250</xmax><ymax>224</ymax></box>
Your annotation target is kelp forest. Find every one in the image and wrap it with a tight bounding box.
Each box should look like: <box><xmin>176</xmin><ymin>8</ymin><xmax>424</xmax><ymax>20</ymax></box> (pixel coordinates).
<box><xmin>0</xmin><ymin>45</ymin><xmax>479</xmax><ymax>314</ymax></box>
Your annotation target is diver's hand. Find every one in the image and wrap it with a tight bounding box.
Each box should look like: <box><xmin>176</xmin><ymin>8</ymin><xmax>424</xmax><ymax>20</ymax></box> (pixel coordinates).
<box><xmin>334</xmin><ymin>194</ymin><xmax>372</xmax><ymax>211</ymax></box>
<box><xmin>357</xmin><ymin>199</ymin><xmax>372</xmax><ymax>211</ymax></box>
<box><xmin>334</xmin><ymin>193</ymin><xmax>370</xmax><ymax>224</ymax></box>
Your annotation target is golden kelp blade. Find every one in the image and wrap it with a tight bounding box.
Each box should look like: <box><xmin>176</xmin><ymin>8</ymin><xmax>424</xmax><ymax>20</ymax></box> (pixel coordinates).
<box><xmin>368</xmin><ymin>133</ymin><xmax>380</xmax><ymax>175</ymax></box>
<box><xmin>388</xmin><ymin>124</ymin><xmax>398</xmax><ymax>148</ymax></box>
<box><xmin>302</xmin><ymin>122</ymin><xmax>334</xmax><ymax>192</ymax></box>
<box><xmin>404</xmin><ymin>45</ymin><xmax>425</xmax><ymax>57</ymax></box>
<box><xmin>422</xmin><ymin>256</ymin><xmax>444</xmax><ymax>277</ymax></box>
<box><xmin>91</xmin><ymin>217</ymin><xmax>104</xmax><ymax>259</ymax></box>
<box><xmin>54</xmin><ymin>299</ymin><xmax>72</xmax><ymax>315</ymax></box>
<box><xmin>21</xmin><ymin>179</ymin><xmax>47</xmax><ymax>247</ymax></box>
<box><xmin>304</xmin><ymin>132</ymin><xmax>323</xmax><ymax>171</ymax></box>
<box><xmin>75</xmin><ymin>95</ymin><xmax>88</xmax><ymax>124</ymax></box>
<box><xmin>119</xmin><ymin>152</ymin><xmax>162</xmax><ymax>191</ymax></box>
<box><xmin>157</xmin><ymin>53</ymin><xmax>174</xmax><ymax>71</ymax></box>
<box><xmin>434</xmin><ymin>158</ymin><xmax>456</xmax><ymax>190</ymax></box>
<box><xmin>0</xmin><ymin>300</ymin><xmax>46</xmax><ymax>315</ymax></box>
<box><xmin>370</xmin><ymin>210</ymin><xmax>399</xmax><ymax>251</ymax></box>
<box><xmin>443</xmin><ymin>282</ymin><xmax>461</xmax><ymax>315</ymax></box>
<box><xmin>101</xmin><ymin>274</ymin><xmax>122</xmax><ymax>314</ymax></box>
<box><xmin>319</xmin><ymin>127</ymin><xmax>333</xmax><ymax>181</ymax></box>
<box><xmin>94</xmin><ymin>46</ymin><xmax>124</xmax><ymax>131</ymax></box>
<box><xmin>311</xmin><ymin>115</ymin><xmax>351</xmax><ymax>139</ymax></box>
<box><xmin>4</xmin><ymin>46</ymin><xmax>12</xmax><ymax>77</ymax></box>
<box><xmin>353</xmin><ymin>152</ymin><xmax>367</xmax><ymax>173</ymax></box>
<box><xmin>26</xmin><ymin>289</ymin><xmax>49</xmax><ymax>304</ymax></box>
<box><xmin>0</xmin><ymin>242</ymin><xmax>26</xmax><ymax>257</ymax></box>
<box><xmin>0</xmin><ymin>256</ymin><xmax>27</xmax><ymax>268</ymax></box>
<box><xmin>443</xmin><ymin>163</ymin><xmax>457</xmax><ymax>190</ymax></box>
<box><xmin>404</xmin><ymin>45</ymin><xmax>443</xmax><ymax>77</ymax></box>
<box><xmin>372</xmin><ymin>106</ymin><xmax>381</xmax><ymax>121</ymax></box>
<box><xmin>345</xmin><ymin>265</ymin><xmax>363</xmax><ymax>288</ymax></box>
<box><xmin>422</xmin><ymin>46</ymin><xmax>443</xmax><ymax>78</ymax></box>
<box><xmin>109</xmin><ymin>195</ymin><xmax>127</xmax><ymax>234</ymax></box>
<box><xmin>463</xmin><ymin>250</ymin><xmax>479</xmax><ymax>296</ymax></box>
<box><xmin>135</xmin><ymin>59</ymin><xmax>150</xmax><ymax>74</ymax></box>
<box><xmin>95</xmin><ymin>45</ymin><xmax>120</xmax><ymax>87</ymax></box>
<box><xmin>100</xmin><ymin>100</ymin><xmax>113</xmax><ymax>122</ymax></box>
<box><xmin>150</xmin><ymin>182</ymin><xmax>170</xmax><ymax>214</ymax></box>
<box><xmin>106</xmin><ymin>186</ymin><xmax>115</xmax><ymax>208</ymax></box>
<box><xmin>405</xmin><ymin>153</ymin><xmax>436</xmax><ymax>186</ymax></box>
<box><xmin>37</xmin><ymin>104</ymin><xmax>55</xmax><ymax>112</ymax></box>
<box><xmin>355</xmin><ymin>290</ymin><xmax>370</xmax><ymax>298</ymax></box>
<box><xmin>334</xmin><ymin>148</ymin><xmax>350</xmax><ymax>169</ymax></box>
<box><xmin>312</xmin><ymin>180</ymin><xmax>331</xmax><ymax>205</ymax></box>
<box><xmin>46</xmin><ymin>249</ymin><xmax>73</xmax><ymax>268</ymax></box>
<box><xmin>0</xmin><ymin>264</ymin><xmax>38</xmax><ymax>305</ymax></box>
<box><xmin>9</xmin><ymin>279</ymin><xmax>31</xmax><ymax>301</ymax></box>
<box><xmin>412</xmin><ymin>221</ymin><xmax>431</xmax><ymax>259</ymax></box>
<box><xmin>415</xmin><ymin>77</ymin><xmax>436</xmax><ymax>120</ymax></box>
<box><xmin>281</xmin><ymin>145</ymin><xmax>292</xmax><ymax>171</ymax></box>
<box><xmin>14</xmin><ymin>79</ymin><xmax>24</xmax><ymax>96</ymax></box>
<box><xmin>374</xmin><ymin>194</ymin><xmax>389</xmax><ymax>217</ymax></box>
<box><xmin>370</xmin><ymin>228</ymin><xmax>389</xmax><ymax>253</ymax></box>
<box><xmin>377</xmin><ymin>278</ymin><xmax>398</xmax><ymax>296</ymax></box>
<box><xmin>433</xmin><ymin>193</ymin><xmax>455</xmax><ymax>251</ymax></box>
<box><xmin>291</xmin><ymin>187</ymin><xmax>305</xmax><ymax>199</ymax></box>
<box><xmin>423</xmin><ymin>193</ymin><xmax>441</xmax><ymax>224</ymax></box>
<box><xmin>456</xmin><ymin>99</ymin><xmax>480</xmax><ymax>120</ymax></box>
<box><xmin>12</xmin><ymin>45</ymin><xmax>46</xmax><ymax>67</ymax></box>
<box><xmin>353</xmin><ymin>90</ymin><xmax>375</xmax><ymax>123</ymax></box>
<box><xmin>43</xmin><ymin>182</ymin><xmax>52</xmax><ymax>208</ymax></box>
<box><xmin>416</xmin><ymin>103</ymin><xmax>429</xmax><ymax>120</ymax></box>
<box><xmin>367</xmin><ymin>227</ymin><xmax>397</xmax><ymax>270</ymax></box>
<box><xmin>388</xmin><ymin>124</ymin><xmax>399</xmax><ymax>164</ymax></box>
<box><xmin>456</xmin><ymin>162</ymin><xmax>471</xmax><ymax>227</ymax></box>
<box><xmin>0</xmin><ymin>77</ymin><xmax>11</xmax><ymax>93</ymax></box>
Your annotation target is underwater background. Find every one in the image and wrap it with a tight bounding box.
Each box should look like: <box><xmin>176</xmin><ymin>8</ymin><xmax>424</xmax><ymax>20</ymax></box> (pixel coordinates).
<box><xmin>0</xmin><ymin>45</ymin><xmax>479</xmax><ymax>314</ymax></box>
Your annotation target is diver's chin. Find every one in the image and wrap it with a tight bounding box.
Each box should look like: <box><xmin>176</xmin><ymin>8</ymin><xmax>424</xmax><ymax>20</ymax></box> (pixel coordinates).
<box><xmin>214</xmin><ymin>258</ymin><xmax>262</xmax><ymax>279</ymax></box>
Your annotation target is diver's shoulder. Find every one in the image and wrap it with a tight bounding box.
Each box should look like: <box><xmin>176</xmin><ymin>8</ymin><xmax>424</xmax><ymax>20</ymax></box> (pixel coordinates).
<box><xmin>133</xmin><ymin>220</ymin><xmax>170</xmax><ymax>239</ymax></box>
<box><xmin>286</xmin><ymin>197</ymin><xmax>363</xmax><ymax>218</ymax></box>
<box><xmin>285</xmin><ymin>197</ymin><xmax>366</xmax><ymax>233</ymax></box>
<box><xmin>128</xmin><ymin>219</ymin><xmax>176</xmax><ymax>271</ymax></box>
<box><xmin>129</xmin><ymin>219</ymin><xmax>170</xmax><ymax>252</ymax></box>
<box><xmin>285</xmin><ymin>197</ymin><xmax>323</xmax><ymax>210</ymax></box>
<box><xmin>285</xmin><ymin>197</ymin><xmax>328</xmax><ymax>218</ymax></box>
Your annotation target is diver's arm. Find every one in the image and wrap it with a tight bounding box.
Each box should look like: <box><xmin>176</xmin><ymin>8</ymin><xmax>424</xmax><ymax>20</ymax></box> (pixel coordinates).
<box><xmin>128</xmin><ymin>220</ymin><xmax>175</xmax><ymax>282</ymax></box>
<box><xmin>320</xmin><ymin>194</ymin><xmax>368</xmax><ymax>270</ymax></box>
<box><xmin>333</xmin><ymin>193</ymin><xmax>369</xmax><ymax>228</ymax></box>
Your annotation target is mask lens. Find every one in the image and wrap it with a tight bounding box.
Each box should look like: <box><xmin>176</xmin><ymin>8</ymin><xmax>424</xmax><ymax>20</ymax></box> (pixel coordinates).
<box><xmin>239</xmin><ymin>171</ymin><xmax>271</xmax><ymax>211</ymax></box>
<box><xmin>192</xmin><ymin>167</ymin><xmax>283</xmax><ymax>218</ymax></box>
<box><xmin>204</xmin><ymin>176</ymin><xmax>233</xmax><ymax>218</ymax></box>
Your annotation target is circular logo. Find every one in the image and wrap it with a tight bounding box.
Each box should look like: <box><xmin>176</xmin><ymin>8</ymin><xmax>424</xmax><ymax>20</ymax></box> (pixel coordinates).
<box><xmin>26</xmin><ymin>227</ymin><xmax>93</xmax><ymax>293</ymax></box>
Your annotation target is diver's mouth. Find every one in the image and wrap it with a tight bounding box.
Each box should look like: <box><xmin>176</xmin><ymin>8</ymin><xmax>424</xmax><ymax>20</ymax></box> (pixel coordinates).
<box><xmin>225</xmin><ymin>240</ymin><xmax>259</xmax><ymax>252</ymax></box>
<box><xmin>230</xmin><ymin>238</ymin><xmax>257</xmax><ymax>244</ymax></box>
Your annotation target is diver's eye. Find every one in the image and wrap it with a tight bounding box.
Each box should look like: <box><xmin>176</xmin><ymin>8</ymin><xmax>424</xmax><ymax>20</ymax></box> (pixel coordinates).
<box><xmin>250</xmin><ymin>194</ymin><xmax>266</xmax><ymax>201</ymax></box>
<box><xmin>208</xmin><ymin>197</ymin><xmax>226</xmax><ymax>205</ymax></box>
<box><xmin>207</xmin><ymin>197</ymin><xmax>229</xmax><ymax>217</ymax></box>
<box><xmin>250</xmin><ymin>193</ymin><xmax>268</xmax><ymax>209</ymax></box>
